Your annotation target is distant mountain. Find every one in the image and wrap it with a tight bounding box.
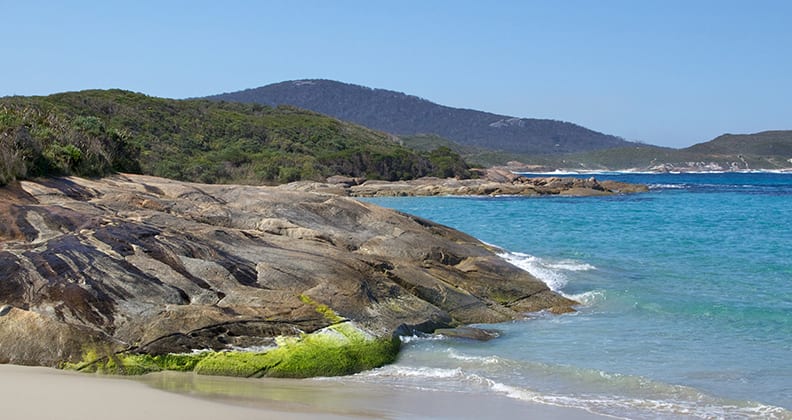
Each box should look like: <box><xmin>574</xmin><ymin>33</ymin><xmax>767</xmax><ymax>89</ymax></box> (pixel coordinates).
<box><xmin>505</xmin><ymin>131</ymin><xmax>792</xmax><ymax>172</ymax></box>
<box><xmin>0</xmin><ymin>90</ymin><xmax>470</xmax><ymax>185</ymax></box>
<box><xmin>205</xmin><ymin>79</ymin><xmax>636</xmax><ymax>156</ymax></box>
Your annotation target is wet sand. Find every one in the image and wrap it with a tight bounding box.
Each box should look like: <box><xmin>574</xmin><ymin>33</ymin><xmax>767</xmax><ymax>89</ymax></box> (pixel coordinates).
<box><xmin>1</xmin><ymin>364</ymin><xmax>608</xmax><ymax>419</ymax></box>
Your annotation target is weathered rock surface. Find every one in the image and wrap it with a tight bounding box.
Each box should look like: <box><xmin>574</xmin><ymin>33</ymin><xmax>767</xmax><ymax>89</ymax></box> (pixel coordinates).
<box><xmin>434</xmin><ymin>326</ymin><xmax>501</xmax><ymax>341</ymax></box>
<box><xmin>0</xmin><ymin>174</ymin><xmax>576</xmax><ymax>367</ymax></box>
<box><xmin>283</xmin><ymin>169</ymin><xmax>648</xmax><ymax>197</ymax></box>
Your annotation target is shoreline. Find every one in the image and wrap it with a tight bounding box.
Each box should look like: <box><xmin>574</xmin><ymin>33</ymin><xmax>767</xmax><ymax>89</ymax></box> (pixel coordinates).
<box><xmin>514</xmin><ymin>169</ymin><xmax>792</xmax><ymax>175</ymax></box>
<box><xmin>0</xmin><ymin>364</ymin><xmax>608</xmax><ymax>419</ymax></box>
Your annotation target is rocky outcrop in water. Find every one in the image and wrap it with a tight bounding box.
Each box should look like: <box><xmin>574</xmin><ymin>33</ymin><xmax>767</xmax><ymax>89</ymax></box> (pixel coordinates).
<box><xmin>283</xmin><ymin>169</ymin><xmax>648</xmax><ymax>197</ymax></box>
<box><xmin>0</xmin><ymin>174</ymin><xmax>575</xmax><ymax>368</ymax></box>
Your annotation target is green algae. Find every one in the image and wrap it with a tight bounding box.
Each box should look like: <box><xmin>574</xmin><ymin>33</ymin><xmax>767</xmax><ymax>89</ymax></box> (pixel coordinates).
<box><xmin>299</xmin><ymin>294</ymin><xmax>344</xmax><ymax>323</ymax></box>
<box><xmin>62</xmin><ymin>319</ymin><xmax>399</xmax><ymax>378</ymax></box>
<box><xmin>62</xmin><ymin>347</ymin><xmax>209</xmax><ymax>375</ymax></box>
<box><xmin>194</xmin><ymin>323</ymin><xmax>399</xmax><ymax>378</ymax></box>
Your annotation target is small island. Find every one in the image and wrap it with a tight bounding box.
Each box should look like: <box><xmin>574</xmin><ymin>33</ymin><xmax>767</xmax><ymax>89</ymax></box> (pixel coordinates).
<box><xmin>287</xmin><ymin>167</ymin><xmax>649</xmax><ymax>197</ymax></box>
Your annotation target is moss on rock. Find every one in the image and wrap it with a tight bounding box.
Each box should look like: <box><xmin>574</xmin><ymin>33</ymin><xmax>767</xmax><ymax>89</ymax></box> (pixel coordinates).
<box><xmin>194</xmin><ymin>323</ymin><xmax>399</xmax><ymax>378</ymax></box>
<box><xmin>62</xmin><ymin>322</ymin><xmax>399</xmax><ymax>378</ymax></box>
<box><xmin>299</xmin><ymin>294</ymin><xmax>344</xmax><ymax>323</ymax></box>
<box><xmin>62</xmin><ymin>347</ymin><xmax>209</xmax><ymax>375</ymax></box>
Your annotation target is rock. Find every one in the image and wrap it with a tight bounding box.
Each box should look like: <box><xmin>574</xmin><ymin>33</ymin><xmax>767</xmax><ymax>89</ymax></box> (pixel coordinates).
<box><xmin>483</xmin><ymin>168</ymin><xmax>521</xmax><ymax>183</ymax></box>
<box><xmin>326</xmin><ymin>175</ymin><xmax>365</xmax><ymax>187</ymax></box>
<box><xmin>286</xmin><ymin>175</ymin><xmax>648</xmax><ymax>197</ymax></box>
<box><xmin>434</xmin><ymin>326</ymin><xmax>501</xmax><ymax>341</ymax></box>
<box><xmin>0</xmin><ymin>174</ymin><xmax>577</xmax><ymax>373</ymax></box>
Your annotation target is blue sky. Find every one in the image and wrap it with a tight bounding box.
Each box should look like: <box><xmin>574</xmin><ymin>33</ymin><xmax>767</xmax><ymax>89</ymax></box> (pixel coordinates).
<box><xmin>1</xmin><ymin>1</ymin><xmax>790</xmax><ymax>148</ymax></box>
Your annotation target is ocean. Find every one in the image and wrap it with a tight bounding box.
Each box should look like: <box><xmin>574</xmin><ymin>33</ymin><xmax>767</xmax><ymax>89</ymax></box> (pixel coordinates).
<box><xmin>337</xmin><ymin>173</ymin><xmax>792</xmax><ymax>419</ymax></box>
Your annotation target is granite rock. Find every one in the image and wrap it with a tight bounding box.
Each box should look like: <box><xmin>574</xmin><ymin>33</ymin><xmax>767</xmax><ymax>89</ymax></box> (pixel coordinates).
<box><xmin>0</xmin><ymin>174</ymin><xmax>576</xmax><ymax>367</ymax></box>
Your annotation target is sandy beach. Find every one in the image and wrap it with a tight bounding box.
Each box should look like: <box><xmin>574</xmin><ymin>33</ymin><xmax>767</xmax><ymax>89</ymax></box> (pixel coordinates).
<box><xmin>1</xmin><ymin>364</ymin><xmax>607</xmax><ymax>419</ymax></box>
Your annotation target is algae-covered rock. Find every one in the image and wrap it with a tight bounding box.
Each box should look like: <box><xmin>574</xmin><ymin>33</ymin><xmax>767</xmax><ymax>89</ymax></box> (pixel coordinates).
<box><xmin>0</xmin><ymin>174</ymin><xmax>576</xmax><ymax>376</ymax></box>
<box><xmin>64</xmin><ymin>322</ymin><xmax>399</xmax><ymax>378</ymax></box>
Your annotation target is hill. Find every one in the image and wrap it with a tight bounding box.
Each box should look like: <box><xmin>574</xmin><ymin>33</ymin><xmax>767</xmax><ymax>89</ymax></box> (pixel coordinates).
<box><xmin>683</xmin><ymin>131</ymin><xmax>792</xmax><ymax>157</ymax></box>
<box><xmin>503</xmin><ymin>131</ymin><xmax>792</xmax><ymax>172</ymax></box>
<box><xmin>205</xmin><ymin>79</ymin><xmax>637</xmax><ymax>155</ymax></box>
<box><xmin>0</xmin><ymin>90</ymin><xmax>470</xmax><ymax>185</ymax></box>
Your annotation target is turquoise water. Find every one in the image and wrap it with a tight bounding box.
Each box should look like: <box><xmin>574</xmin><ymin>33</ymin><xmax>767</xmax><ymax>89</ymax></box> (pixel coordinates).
<box><xmin>344</xmin><ymin>173</ymin><xmax>792</xmax><ymax>419</ymax></box>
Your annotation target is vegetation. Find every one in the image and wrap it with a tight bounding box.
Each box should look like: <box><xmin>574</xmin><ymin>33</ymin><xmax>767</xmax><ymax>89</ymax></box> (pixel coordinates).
<box><xmin>205</xmin><ymin>79</ymin><xmax>635</xmax><ymax>155</ymax></box>
<box><xmin>207</xmin><ymin>80</ymin><xmax>792</xmax><ymax>170</ymax></box>
<box><xmin>398</xmin><ymin>133</ymin><xmax>470</xmax><ymax>154</ymax></box>
<box><xmin>684</xmin><ymin>131</ymin><xmax>792</xmax><ymax>157</ymax></box>
<box><xmin>511</xmin><ymin>132</ymin><xmax>792</xmax><ymax>171</ymax></box>
<box><xmin>0</xmin><ymin>89</ymin><xmax>470</xmax><ymax>186</ymax></box>
<box><xmin>398</xmin><ymin>131</ymin><xmax>792</xmax><ymax>171</ymax></box>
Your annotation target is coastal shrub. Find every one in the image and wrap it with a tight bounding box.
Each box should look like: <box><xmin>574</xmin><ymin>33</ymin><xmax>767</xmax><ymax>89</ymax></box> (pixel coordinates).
<box><xmin>0</xmin><ymin>90</ymin><xmax>472</xmax><ymax>186</ymax></box>
<box><xmin>0</xmin><ymin>102</ymin><xmax>142</xmax><ymax>184</ymax></box>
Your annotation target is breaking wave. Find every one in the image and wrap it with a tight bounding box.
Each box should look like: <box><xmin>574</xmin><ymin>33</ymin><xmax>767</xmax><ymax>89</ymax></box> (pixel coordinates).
<box><xmin>351</xmin><ymin>361</ymin><xmax>791</xmax><ymax>419</ymax></box>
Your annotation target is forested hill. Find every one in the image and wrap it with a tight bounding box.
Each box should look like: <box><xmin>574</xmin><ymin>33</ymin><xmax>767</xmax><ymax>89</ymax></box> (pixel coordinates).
<box><xmin>499</xmin><ymin>130</ymin><xmax>792</xmax><ymax>172</ymax></box>
<box><xmin>683</xmin><ymin>130</ymin><xmax>792</xmax><ymax>156</ymax></box>
<box><xmin>0</xmin><ymin>90</ymin><xmax>469</xmax><ymax>185</ymax></box>
<box><xmin>205</xmin><ymin>79</ymin><xmax>636</xmax><ymax>155</ymax></box>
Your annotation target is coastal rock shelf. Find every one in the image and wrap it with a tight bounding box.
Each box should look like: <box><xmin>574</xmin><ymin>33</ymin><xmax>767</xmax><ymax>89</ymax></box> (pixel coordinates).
<box><xmin>0</xmin><ymin>174</ymin><xmax>575</xmax><ymax>376</ymax></box>
<box><xmin>284</xmin><ymin>169</ymin><xmax>649</xmax><ymax>197</ymax></box>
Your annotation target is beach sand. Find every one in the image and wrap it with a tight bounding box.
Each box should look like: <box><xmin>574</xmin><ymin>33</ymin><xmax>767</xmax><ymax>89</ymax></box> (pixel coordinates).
<box><xmin>1</xmin><ymin>364</ymin><xmax>607</xmax><ymax>419</ymax></box>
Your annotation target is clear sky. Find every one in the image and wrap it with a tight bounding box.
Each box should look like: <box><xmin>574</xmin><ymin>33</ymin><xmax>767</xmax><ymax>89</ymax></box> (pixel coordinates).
<box><xmin>1</xmin><ymin>1</ymin><xmax>790</xmax><ymax>148</ymax></box>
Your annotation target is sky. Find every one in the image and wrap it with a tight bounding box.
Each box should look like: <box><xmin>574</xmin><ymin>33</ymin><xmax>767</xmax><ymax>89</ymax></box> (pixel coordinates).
<box><xmin>1</xmin><ymin>1</ymin><xmax>790</xmax><ymax>148</ymax></box>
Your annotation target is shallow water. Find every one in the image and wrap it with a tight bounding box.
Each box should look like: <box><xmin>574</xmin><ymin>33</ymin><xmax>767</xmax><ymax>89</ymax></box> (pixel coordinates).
<box><xmin>352</xmin><ymin>173</ymin><xmax>792</xmax><ymax>419</ymax></box>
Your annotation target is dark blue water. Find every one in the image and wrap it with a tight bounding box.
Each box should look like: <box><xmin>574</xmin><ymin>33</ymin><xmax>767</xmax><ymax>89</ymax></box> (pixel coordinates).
<box><xmin>349</xmin><ymin>173</ymin><xmax>792</xmax><ymax>419</ymax></box>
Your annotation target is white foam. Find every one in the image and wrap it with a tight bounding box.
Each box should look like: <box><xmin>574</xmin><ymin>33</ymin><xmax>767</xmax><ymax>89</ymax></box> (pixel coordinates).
<box><xmin>567</xmin><ymin>290</ymin><xmax>607</xmax><ymax>306</ymax></box>
<box><xmin>488</xmin><ymin>381</ymin><xmax>791</xmax><ymax>419</ymax></box>
<box><xmin>356</xmin><ymin>363</ymin><xmax>791</xmax><ymax>419</ymax></box>
<box><xmin>499</xmin><ymin>251</ymin><xmax>596</xmax><ymax>293</ymax></box>
<box><xmin>445</xmin><ymin>349</ymin><xmax>501</xmax><ymax>365</ymax></box>
<box><xmin>365</xmin><ymin>366</ymin><xmax>464</xmax><ymax>379</ymax></box>
<box><xmin>362</xmin><ymin>366</ymin><xmax>493</xmax><ymax>388</ymax></box>
<box><xmin>546</xmin><ymin>260</ymin><xmax>596</xmax><ymax>272</ymax></box>
<box><xmin>515</xmin><ymin>170</ymin><xmax>584</xmax><ymax>175</ymax></box>
<box><xmin>399</xmin><ymin>333</ymin><xmax>446</xmax><ymax>344</ymax></box>
<box><xmin>648</xmin><ymin>183</ymin><xmax>688</xmax><ymax>189</ymax></box>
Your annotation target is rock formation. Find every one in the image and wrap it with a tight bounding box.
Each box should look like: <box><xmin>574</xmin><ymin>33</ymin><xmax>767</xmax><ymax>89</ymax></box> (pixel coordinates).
<box><xmin>0</xmin><ymin>174</ymin><xmax>576</xmax><ymax>374</ymax></box>
<box><xmin>284</xmin><ymin>169</ymin><xmax>649</xmax><ymax>197</ymax></box>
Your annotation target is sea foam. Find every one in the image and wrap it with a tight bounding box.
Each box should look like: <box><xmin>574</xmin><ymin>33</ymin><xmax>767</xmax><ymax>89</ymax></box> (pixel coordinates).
<box><xmin>498</xmin><ymin>251</ymin><xmax>594</xmax><ymax>291</ymax></box>
<box><xmin>376</xmin><ymin>364</ymin><xmax>791</xmax><ymax>419</ymax></box>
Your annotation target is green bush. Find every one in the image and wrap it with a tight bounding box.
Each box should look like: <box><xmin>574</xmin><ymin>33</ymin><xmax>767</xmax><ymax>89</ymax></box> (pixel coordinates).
<box><xmin>0</xmin><ymin>90</ymin><xmax>472</xmax><ymax>186</ymax></box>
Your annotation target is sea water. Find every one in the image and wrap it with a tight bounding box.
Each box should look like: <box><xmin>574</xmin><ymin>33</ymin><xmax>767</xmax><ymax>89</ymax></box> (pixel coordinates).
<box><xmin>341</xmin><ymin>173</ymin><xmax>792</xmax><ymax>419</ymax></box>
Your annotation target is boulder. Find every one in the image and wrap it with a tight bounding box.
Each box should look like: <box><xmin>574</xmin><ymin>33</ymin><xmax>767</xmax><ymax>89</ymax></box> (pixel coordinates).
<box><xmin>434</xmin><ymin>326</ymin><xmax>501</xmax><ymax>341</ymax></box>
<box><xmin>0</xmin><ymin>174</ymin><xmax>577</xmax><ymax>374</ymax></box>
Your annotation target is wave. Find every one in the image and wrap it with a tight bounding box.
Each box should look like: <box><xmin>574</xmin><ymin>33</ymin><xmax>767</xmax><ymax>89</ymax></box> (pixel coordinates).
<box><xmin>351</xmin><ymin>361</ymin><xmax>792</xmax><ymax>419</ymax></box>
<box><xmin>495</xmin><ymin>249</ymin><xmax>609</xmax><ymax>306</ymax></box>
<box><xmin>649</xmin><ymin>183</ymin><xmax>689</xmax><ymax>190</ymax></box>
<box><xmin>398</xmin><ymin>333</ymin><xmax>448</xmax><ymax>344</ymax></box>
<box><xmin>498</xmin><ymin>250</ymin><xmax>594</xmax><ymax>293</ymax></box>
<box><xmin>489</xmin><ymin>382</ymin><xmax>791</xmax><ymax>420</ymax></box>
<box><xmin>445</xmin><ymin>349</ymin><xmax>502</xmax><ymax>365</ymax></box>
<box><xmin>566</xmin><ymin>290</ymin><xmax>607</xmax><ymax>306</ymax></box>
